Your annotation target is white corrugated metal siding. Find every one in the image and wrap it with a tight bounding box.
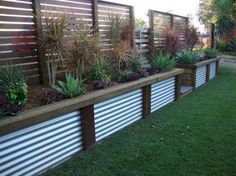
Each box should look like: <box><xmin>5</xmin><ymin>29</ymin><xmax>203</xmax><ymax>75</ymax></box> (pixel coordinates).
<box><xmin>0</xmin><ymin>111</ymin><xmax>83</xmax><ymax>176</ymax></box>
<box><xmin>151</xmin><ymin>77</ymin><xmax>175</xmax><ymax>112</ymax></box>
<box><xmin>94</xmin><ymin>89</ymin><xmax>143</xmax><ymax>142</ymax></box>
<box><xmin>195</xmin><ymin>66</ymin><xmax>207</xmax><ymax>88</ymax></box>
<box><xmin>209</xmin><ymin>62</ymin><xmax>216</xmax><ymax>79</ymax></box>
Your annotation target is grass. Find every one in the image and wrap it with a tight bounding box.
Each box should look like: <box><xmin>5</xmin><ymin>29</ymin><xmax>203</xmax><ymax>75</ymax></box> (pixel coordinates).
<box><xmin>46</xmin><ymin>66</ymin><xmax>236</xmax><ymax>176</ymax></box>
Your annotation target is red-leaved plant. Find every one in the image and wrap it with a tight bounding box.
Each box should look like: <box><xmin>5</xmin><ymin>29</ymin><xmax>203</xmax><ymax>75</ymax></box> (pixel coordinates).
<box><xmin>185</xmin><ymin>25</ymin><xmax>199</xmax><ymax>50</ymax></box>
<box><xmin>163</xmin><ymin>27</ymin><xmax>181</xmax><ymax>56</ymax></box>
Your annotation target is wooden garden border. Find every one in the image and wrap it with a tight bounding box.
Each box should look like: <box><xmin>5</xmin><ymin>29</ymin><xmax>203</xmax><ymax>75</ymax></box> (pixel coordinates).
<box><xmin>0</xmin><ymin>69</ymin><xmax>184</xmax><ymax>138</ymax></box>
<box><xmin>176</xmin><ymin>58</ymin><xmax>220</xmax><ymax>89</ymax></box>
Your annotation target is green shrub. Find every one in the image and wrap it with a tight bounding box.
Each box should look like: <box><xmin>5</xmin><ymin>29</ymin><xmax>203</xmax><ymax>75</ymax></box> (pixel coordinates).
<box><xmin>131</xmin><ymin>58</ymin><xmax>141</xmax><ymax>72</ymax></box>
<box><xmin>151</xmin><ymin>51</ymin><xmax>176</xmax><ymax>72</ymax></box>
<box><xmin>117</xmin><ymin>70</ymin><xmax>133</xmax><ymax>83</ymax></box>
<box><xmin>204</xmin><ymin>48</ymin><xmax>218</xmax><ymax>59</ymax></box>
<box><xmin>215</xmin><ymin>41</ymin><xmax>227</xmax><ymax>52</ymax></box>
<box><xmin>53</xmin><ymin>73</ymin><xmax>85</xmax><ymax>98</ymax></box>
<box><xmin>176</xmin><ymin>50</ymin><xmax>199</xmax><ymax>64</ymax></box>
<box><xmin>226</xmin><ymin>39</ymin><xmax>236</xmax><ymax>51</ymax></box>
<box><xmin>90</xmin><ymin>56</ymin><xmax>112</xmax><ymax>82</ymax></box>
<box><xmin>0</xmin><ymin>64</ymin><xmax>28</xmax><ymax>109</ymax></box>
<box><xmin>0</xmin><ymin>64</ymin><xmax>25</xmax><ymax>93</ymax></box>
<box><xmin>5</xmin><ymin>82</ymin><xmax>28</xmax><ymax>106</ymax></box>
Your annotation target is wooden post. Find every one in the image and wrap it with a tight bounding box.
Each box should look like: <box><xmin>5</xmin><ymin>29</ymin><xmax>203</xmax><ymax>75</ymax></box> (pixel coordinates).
<box><xmin>216</xmin><ymin>61</ymin><xmax>219</xmax><ymax>74</ymax></box>
<box><xmin>206</xmin><ymin>64</ymin><xmax>210</xmax><ymax>82</ymax></box>
<box><xmin>170</xmin><ymin>14</ymin><xmax>174</xmax><ymax>28</ymax></box>
<box><xmin>142</xmin><ymin>85</ymin><xmax>151</xmax><ymax>118</ymax></box>
<box><xmin>210</xmin><ymin>23</ymin><xmax>215</xmax><ymax>49</ymax></box>
<box><xmin>129</xmin><ymin>6</ymin><xmax>136</xmax><ymax>47</ymax></box>
<box><xmin>32</xmin><ymin>0</ymin><xmax>49</xmax><ymax>84</ymax></box>
<box><xmin>192</xmin><ymin>68</ymin><xmax>197</xmax><ymax>90</ymax></box>
<box><xmin>80</xmin><ymin>105</ymin><xmax>96</xmax><ymax>150</ymax></box>
<box><xmin>92</xmin><ymin>0</ymin><xmax>99</xmax><ymax>36</ymax></box>
<box><xmin>148</xmin><ymin>10</ymin><xmax>155</xmax><ymax>55</ymax></box>
<box><xmin>175</xmin><ymin>75</ymin><xmax>181</xmax><ymax>100</ymax></box>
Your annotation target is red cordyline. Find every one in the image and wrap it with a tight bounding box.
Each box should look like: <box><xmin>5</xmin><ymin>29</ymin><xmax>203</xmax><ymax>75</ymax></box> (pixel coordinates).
<box><xmin>163</xmin><ymin>27</ymin><xmax>181</xmax><ymax>56</ymax></box>
<box><xmin>185</xmin><ymin>25</ymin><xmax>199</xmax><ymax>51</ymax></box>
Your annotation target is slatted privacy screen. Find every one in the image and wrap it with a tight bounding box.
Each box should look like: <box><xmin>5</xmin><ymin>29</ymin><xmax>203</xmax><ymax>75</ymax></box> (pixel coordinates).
<box><xmin>0</xmin><ymin>0</ymin><xmax>40</xmax><ymax>84</ymax></box>
<box><xmin>173</xmin><ymin>16</ymin><xmax>187</xmax><ymax>47</ymax></box>
<box><xmin>97</xmin><ymin>1</ymin><xmax>132</xmax><ymax>50</ymax></box>
<box><xmin>209</xmin><ymin>62</ymin><xmax>216</xmax><ymax>79</ymax></box>
<box><xmin>150</xmin><ymin>10</ymin><xmax>188</xmax><ymax>52</ymax></box>
<box><xmin>152</xmin><ymin>12</ymin><xmax>171</xmax><ymax>51</ymax></box>
<box><xmin>94</xmin><ymin>89</ymin><xmax>143</xmax><ymax>141</ymax></box>
<box><xmin>151</xmin><ymin>77</ymin><xmax>175</xmax><ymax>112</ymax></box>
<box><xmin>195</xmin><ymin>66</ymin><xmax>207</xmax><ymax>88</ymax></box>
<box><xmin>0</xmin><ymin>111</ymin><xmax>83</xmax><ymax>176</ymax></box>
<box><xmin>135</xmin><ymin>29</ymin><xmax>151</xmax><ymax>68</ymax></box>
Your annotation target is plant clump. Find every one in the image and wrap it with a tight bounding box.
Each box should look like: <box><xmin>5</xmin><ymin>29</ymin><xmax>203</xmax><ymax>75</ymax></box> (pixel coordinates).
<box><xmin>41</xmin><ymin>89</ymin><xmax>63</xmax><ymax>105</ymax></box>
<box><xmin>204</xmin><ymin>48</ymin><xmax>218</xmax><ymax>59</ymax></box>
<box><xmin>151</xmin><ymin>51</ymin><xmax>176</xmax><ymax>72</ymax></box>
<box><xmin>90</xmin><ymin>55</ymin><xmax>113</xmax><ymax>89</ymax></box>
<box><xmin>53</xmin><ymin>73</ymin><xmax>85</xmax><ymax>99</ymax></box>
<box><xmin>0</xmin><ymin>64</ymin><xmax>28</xmax><ymax>116</ymax></box>
<box><xmin>176</xmin><ymin>50</ymin><xmax>200</xmax><ymax>64</ymax></box>
<box><xmin>185</xmin><ymin>25</ymin><xmax>199</xmax><ymax>50</ymax></box>
<box><xmin>163</xmin><ymin>27</ymin><xmax>181</xmax><ymax>56</ymax></box>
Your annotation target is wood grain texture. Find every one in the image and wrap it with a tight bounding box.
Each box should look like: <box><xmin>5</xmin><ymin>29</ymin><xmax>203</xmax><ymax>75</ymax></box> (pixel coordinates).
<box><xmin>0</xmin><ymin>69</ymin><xmax>184</xmax><ymax>135</ymax></box>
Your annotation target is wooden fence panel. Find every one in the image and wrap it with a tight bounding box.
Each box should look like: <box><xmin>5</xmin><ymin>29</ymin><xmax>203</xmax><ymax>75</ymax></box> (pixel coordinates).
<box><xmin>149</xmin><ymin>10</ymin><xmax>188</xmax><ymax>53</ymax></box>
<box><xmin>0</xmin><ymin>0</ymin><xmax>40</xmax><ymax>84</ymax></box>
<box><xmin>97</xmin><ymin>1</ymin><xmax>133</xmax><ymax>50</ymax></box>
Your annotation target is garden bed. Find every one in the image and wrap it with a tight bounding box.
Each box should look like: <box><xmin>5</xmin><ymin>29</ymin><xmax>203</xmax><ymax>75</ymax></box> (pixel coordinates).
<box><xmin>0</xmin><ymin>68</ymin><xmax>183</xmax><ymax>176</ymax></box>
<box><xmin>177</xmin><ymin>58</ymin><xmax>220</xmax><ymax>90</ymax></box>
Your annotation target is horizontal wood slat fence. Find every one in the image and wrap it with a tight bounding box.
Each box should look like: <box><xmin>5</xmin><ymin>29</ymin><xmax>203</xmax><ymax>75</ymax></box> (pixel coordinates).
<box><xmin>0</xmin><ymin>0</ymin><xmax>188</xmax><ymax>84</ymax></box>
<box><xmin>149</xmin><ymin>10</ymin><xmax>188</xmax><ymax>53</ymax></box>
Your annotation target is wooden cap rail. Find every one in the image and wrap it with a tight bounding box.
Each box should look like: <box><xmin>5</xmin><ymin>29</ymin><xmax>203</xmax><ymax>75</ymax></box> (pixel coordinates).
<box><xmin>0</xmin><ymin>68</ymin><xmax>184</xmax><ymax>135</ymax></box>
<box><xmin>176</xmin><ymin>58</ymin><xmax>220</xmax><ymax>69</ymax></box>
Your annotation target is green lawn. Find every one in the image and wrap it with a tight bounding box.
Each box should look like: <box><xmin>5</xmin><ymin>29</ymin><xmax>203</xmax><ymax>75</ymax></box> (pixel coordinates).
<box><xmin>46</xmin><ymin>66</ymin><xmax>236</xmax><ymax>176</ymax></box>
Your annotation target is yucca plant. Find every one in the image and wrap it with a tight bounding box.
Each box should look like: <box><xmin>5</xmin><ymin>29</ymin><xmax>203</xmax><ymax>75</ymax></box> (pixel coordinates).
<box><xmin>176</xmin><ymin>50</ymin><xmax>199</xmax><ymax>64</ymax></box>
<box><xmin>0</xmin><ymin>64</ymin><xmax>25</xmax><ymax>93</ymax></box>
<box><xmin>53</xmin><ymin>73</ymin><xmax>85</xmax><ymax>98</ymax></box>
<box><xmin>38</xmin><ymin>11</ymin><xmax>69</xmax><ymax>86</ymax></box>
<box><xmin>67</xmin><ymin>21</ymin><xmax>100</xmax><ymax>77</ymax></box>
<box><xmin>214</xmin><ymin>0</ymin><xmax>235</xmax><ymax>38</ymax></box>
<box><xmin>151</xmin><ymin>51</ymin><xmax>176</xmax><ymax>72</ymax></box>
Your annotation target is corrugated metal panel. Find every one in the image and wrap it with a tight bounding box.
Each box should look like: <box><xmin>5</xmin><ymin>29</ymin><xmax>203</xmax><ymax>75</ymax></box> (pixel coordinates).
<box><xmin>94</xmin><ymin>89</ymin><xmax>143</xmax><ymax>141</ymax></box>
<box><xmin>209</xmin><ymin>62</ymin><xmax>216</xmax><ymax>79</ymax></box>
<box><xmin>196</xmin><ymin>66</ymin><xmax>207</xmax><ymax>88</ymax></box>
<box><xmin>0</xmin><ymin>111</ymin><xmax>83</xmax><ymax>176</ymax></box>
<box><xmin>151</xmin><ymin>77</ymin><xmax>175</xmax><ymax>112</ymax></box>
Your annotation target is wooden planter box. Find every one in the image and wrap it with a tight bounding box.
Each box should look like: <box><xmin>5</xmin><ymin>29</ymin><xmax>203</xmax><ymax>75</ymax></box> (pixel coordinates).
<box><xmin>177</xmin><ymin>58</ymin><xmax>220</xmax><ymax>90</ymax></box>
<box><xmin>0</xmin><ymin>69</ymin><xmax>184</xmax><ymax>176</ymax></box>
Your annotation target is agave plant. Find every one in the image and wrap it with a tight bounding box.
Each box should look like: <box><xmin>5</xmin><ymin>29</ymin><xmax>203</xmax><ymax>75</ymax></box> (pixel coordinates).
<box><xmin>204</xmin><ymin>48</ymin><xmax>218</xmax><ymax>59</ymax></box>
<box><xmin>151</xmin><ymin>51</ymin><xmax>176</xmax><ymax>72</ymax></box>
<box><xmin>176</xmin><ymin>50</ymin><xmax>199</xmax><ymax>64</ymax></box>
<box><xmin>53</xmin><ymin>73</ymin><xmax>85</xmax><ymax>98</ymax></box>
